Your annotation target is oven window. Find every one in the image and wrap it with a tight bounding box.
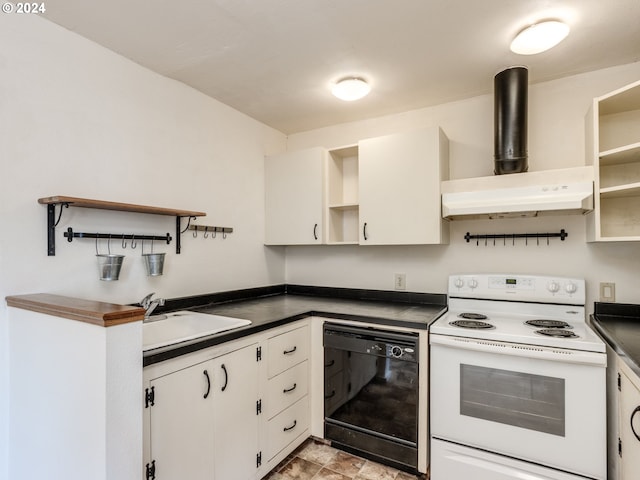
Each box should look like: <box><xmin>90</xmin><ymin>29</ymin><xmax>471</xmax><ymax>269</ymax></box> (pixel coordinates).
<box><xmin>460</xmin><ymin>364</ymin><xmax>565</xmax><ymax>436</ymax></box>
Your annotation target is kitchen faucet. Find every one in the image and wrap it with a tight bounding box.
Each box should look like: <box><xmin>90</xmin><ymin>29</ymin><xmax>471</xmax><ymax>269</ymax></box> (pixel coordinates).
<box><xmin>140</xmin><ymin>292</ymin><xmax>165</xmax><ymax>318</ymax></box>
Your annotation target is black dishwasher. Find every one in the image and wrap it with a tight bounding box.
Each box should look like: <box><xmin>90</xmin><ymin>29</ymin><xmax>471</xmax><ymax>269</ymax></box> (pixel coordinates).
<box><xmin>323</xmin><ymin>323</ymin><xmax>419</xmax><ymax>471</ymax></box>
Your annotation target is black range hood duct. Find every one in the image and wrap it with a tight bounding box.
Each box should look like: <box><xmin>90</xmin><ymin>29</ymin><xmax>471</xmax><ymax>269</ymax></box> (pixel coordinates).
<box><xmin>494</xmin><ymin>66</ymin><xmax>528</xmax><ymax>175</ymax></box>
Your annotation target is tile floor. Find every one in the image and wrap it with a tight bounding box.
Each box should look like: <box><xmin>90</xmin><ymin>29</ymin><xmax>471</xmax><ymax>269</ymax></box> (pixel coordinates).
<box><xmin>264</xmin><ymin>438</ymin><xmax>426</xmax><ymax>480</ymax></box>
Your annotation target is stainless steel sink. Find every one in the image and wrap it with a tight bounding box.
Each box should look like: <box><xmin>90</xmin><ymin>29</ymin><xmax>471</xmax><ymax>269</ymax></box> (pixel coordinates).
<box><xmin>143</xmin><ymin>311</ymin><xmax>251</xmax><ymax>351</ymax></box>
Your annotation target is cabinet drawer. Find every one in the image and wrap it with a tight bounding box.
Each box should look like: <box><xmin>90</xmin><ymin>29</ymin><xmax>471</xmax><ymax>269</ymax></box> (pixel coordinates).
<box><xmin>267</xmin><ymin>395</ymin><xmax>309</xmax><ymax>460</ymax></box>
<box><xmin>267</xmin><ymin>325</ymin><xmax>309</xmax><ymax>378</ymax></box>
<box><xmin>267</xmin><ymin>361</ymin><xmax>308</xmax><ymax>419</ymax></box>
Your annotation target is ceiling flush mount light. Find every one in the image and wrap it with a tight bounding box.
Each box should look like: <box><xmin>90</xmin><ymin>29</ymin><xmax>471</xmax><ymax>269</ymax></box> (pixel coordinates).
<box><xmin>331</xmin><ymin>77</ymin><xmax>371</xmax><ymax>101</ymax></box>
<box><xmin>510</xmin><ymin>20</ymin><xmax>570</xmax><ymax>55</ymax></box>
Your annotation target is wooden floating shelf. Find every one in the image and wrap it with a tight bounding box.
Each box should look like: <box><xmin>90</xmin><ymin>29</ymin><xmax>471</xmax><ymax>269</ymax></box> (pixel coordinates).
<box><xmin>39</xmin><ymin>195</ymin><xmax>206</xmax><ymax>256</ymax></box>
<box><xmin>38</xmin><ymin>195</ymin><xmax>206</xmax><ymax>218</ymax></box>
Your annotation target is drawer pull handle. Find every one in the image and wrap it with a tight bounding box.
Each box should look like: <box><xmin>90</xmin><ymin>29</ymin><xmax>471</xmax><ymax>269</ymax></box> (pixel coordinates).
<box><xmin>203</xmin><ymin>370</ymin><xmax>211</xmax><ymax>399</ymax></box>
<box><xmin>221</xmin><ymin>364</ymin><xmax>228</xmax><ymax>392</ymax></box>
<box><xmin>313</xmin><ymin>223</ymin><xmax>318</xmax><ymax>240</ymax></box>
<box><xmin>325</xmin><ymin>389</ymin><xmax>336</xmax><ymax>399</ymax></box>
<box><xmin>283</xmin><ymin>383</ymin><xmax>297</xmax><ymax>393</ymax></box>
<box><xmin>283</xmin><ymin>346</ymin><xmax>297</xmax><ymax>355</ymax></box>
<box><xmin>324</xmin><ymin>360</ymin><xmax>335</xmax><ymax>368</ymax></box>
<box><xmin>631</xmin><ymin>406</ymin><xmax>640</xmax><ymax>442</ymax></box>
<box><xmin>283</xmin><ymin>420</ymin><xmax>297</xmax><ymax>432</ymax></box>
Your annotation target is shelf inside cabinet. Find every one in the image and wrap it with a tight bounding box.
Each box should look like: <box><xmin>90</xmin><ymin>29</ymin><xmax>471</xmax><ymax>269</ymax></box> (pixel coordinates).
<box><xmin>600</xmin><ymin>194</ymin><xmax>640</xmax><ymax>238</ymax></box>
<box><xmin>328</xmin><ymin>203</ymin><xmax>359</xmax><ymax>211</ymax></box>
<box><xmin>599</xmin><ymin>142</ymin><xmax>640</xmax><ymax>166</ymax></box>
<box><xmin>599</xmin><ymin>79</ymin><xmax>640</xmax><ymax>115</ymax></box>
<box><xmin>39</xmin><ymin>196</ymin><xmax>206</xmax><ymax>256</ymax></box>
<box><xmin>598</xmin><ymin>81</ymin><xmax>640</xmax><ymax>153</ymax></box>
<box><xmin>327</xmin><ymin>207</ymin><xmax>359</xmax><ymax>244</ymax></box>
<box><xmin>327</xmin><ymin>145</ymin><xmax>359</xmax><ymax>244</ymax></box>
<box><xmin>600</xmin><ymin>182</ymin><xmax>640</xmax><ymax>198</ymax></box>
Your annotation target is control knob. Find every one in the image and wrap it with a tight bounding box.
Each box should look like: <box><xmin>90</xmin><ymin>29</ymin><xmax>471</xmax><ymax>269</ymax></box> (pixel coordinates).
<box><xmin>547</xmin><ymin>281</ymin><xmax>560</xmax><ymax>293</ymax></box>
<box><xmin>454</xmin><ymin>278</ymin><xmax>464</xmax><ymax>288</ymax></box>
<box><xmin>468</xmin><ymin>279</ymin><xmax>478</xmax><ymax>289</ymax></box>
<box><xmin>390</xmin><ymin>346</ymin><xmax>403</xmax><ymax>358</ymax></box>
<box><xmin>565</xmin><ymin>282</ymin><xmax>578</xmax><ymax>294</ymax></box>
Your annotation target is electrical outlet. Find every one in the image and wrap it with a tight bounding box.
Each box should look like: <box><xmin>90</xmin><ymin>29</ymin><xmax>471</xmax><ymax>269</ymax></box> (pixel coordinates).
<box><xmin>394</xmin><ymin>273</ymin><xmax>406</xmax><ymax>291</ymax></box>
<box><xmin>599</xmin><ymin>282</ymin><xmax>616</xmax><ymax>302</ymax></box>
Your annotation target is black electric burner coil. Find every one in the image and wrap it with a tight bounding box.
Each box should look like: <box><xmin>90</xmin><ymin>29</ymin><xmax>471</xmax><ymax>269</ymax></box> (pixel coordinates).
<box><xmin>458</xmin><ymin>312</ymin><xmax>488</xmax><ymax>320</ymax></box>
<box><xmin>449</xmin><ymin>320</ymin><xmax>494</xmax><ymax>329</ymax></box>
<box><xmin>535</xmin><ymin>329</ymin><xmax>578</xmax><ymax>338</ymax></box>
<box><xmin>525</xmin><ymin>319</ymin><xmax>571</xmax><ymax>329</ymax></box>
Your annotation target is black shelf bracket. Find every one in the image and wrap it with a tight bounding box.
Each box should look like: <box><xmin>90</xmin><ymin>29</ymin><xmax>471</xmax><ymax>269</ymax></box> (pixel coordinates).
<box><xmin>464</xmin><ymin>229</ymin><xmax>568</xmax><ymax>246</ymax></box>
<box><xmin>46</xmin><ymin>203</ymin><xmax>69</xmax><ymax>256</ymax></box>
<box><xmin>177</xmin><ymin>216</ymin><xmax>198</xmax><ymax>254</ymax></box>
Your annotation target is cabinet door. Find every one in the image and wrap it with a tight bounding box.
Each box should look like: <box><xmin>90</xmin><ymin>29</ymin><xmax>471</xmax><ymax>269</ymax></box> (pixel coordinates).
<box><xmin>212</xmin><ymin>344</ymin><xmax>260</xmax><ymax>480</ymax></box>
<box><xmin>358</xmin><ymin>127</ymin><xmax>448</xmax><ymax>245</ymax></box>
<box><xmin>265</xmin><ymin>147</ymin><xmax>325</xmax><ymax>245</ymax></box>
<box><xmin>620</xmin><ymin>370</ymin><xmax>640</xmax><ymax>480</ymax></box>
<box><xmin>149</xmin><ymin>360</ymin><xmax>215</xmax><ymax>480</ymax></box>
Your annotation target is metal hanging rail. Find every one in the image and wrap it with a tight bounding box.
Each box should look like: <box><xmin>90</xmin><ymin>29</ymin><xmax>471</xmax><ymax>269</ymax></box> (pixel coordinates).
<box><xmin>63</xmin><ymin>228</ymin><xmax>172</xmax><ymax>245</ymax></box>
<box><xmin>464</xmin><ymin>229</ymin><xmax>568</xmax><ymax>246</ymax></box>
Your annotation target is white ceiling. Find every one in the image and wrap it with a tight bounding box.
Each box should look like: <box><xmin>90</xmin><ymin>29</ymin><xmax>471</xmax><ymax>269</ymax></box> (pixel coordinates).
<box><xmin>42</xmin><ymin>0</ymin><xmax>640</xmax><ymax>134</ymax></box>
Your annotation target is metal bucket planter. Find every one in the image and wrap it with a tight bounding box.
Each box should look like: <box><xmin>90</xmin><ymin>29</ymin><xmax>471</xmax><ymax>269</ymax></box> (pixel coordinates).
<box><xmin>97</xmin><ymin>254</ymin><xmax>125</xmax><ymax>281</ymax></box>
<box><xmin>142</xmin><ymin>240</ymin><xmax>165</xmax><ymax>276</ymax></box>
<box><xmin>96</xmin><ymin>236</ymin><xmax>124</xmax><ymax>281</ymax></box>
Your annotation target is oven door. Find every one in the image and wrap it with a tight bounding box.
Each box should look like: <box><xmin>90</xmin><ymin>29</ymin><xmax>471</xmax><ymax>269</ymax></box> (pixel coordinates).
<box><xmin>430</xmin><ymin>335</ymin><xmax>606</xmax><ymax>480</ymax></box>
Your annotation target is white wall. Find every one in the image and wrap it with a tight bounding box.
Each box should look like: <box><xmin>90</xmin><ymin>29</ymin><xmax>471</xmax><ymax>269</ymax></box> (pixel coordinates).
<box><xmin>0</xmin><ymin>15</ymin><xmax>287</xmax><ymax>480</ymax></box>
<box><xmin>285</xmin><ymin>63</ymin><xmax>640</xmax><ymax>306</ymax></box>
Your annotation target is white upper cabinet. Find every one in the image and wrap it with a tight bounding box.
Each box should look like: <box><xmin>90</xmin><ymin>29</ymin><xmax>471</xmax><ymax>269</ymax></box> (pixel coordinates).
<box><xmin>586</xmin><ymin>79</ymin><xmax>640</xmax><ymax>242</ymax></box>
<box><xmin>266</xmin><ymin>127</ymin><xmax>449</xmax><ymax>246</ymax></box>
<box><xmin>265</xmin><ymin>147</ymin><xmax>325</xmax><ymax>245</ymax></box>
<box><xmin>358</xmin><ymin>127</ymin><xmax>449</xmax><ymax>245</ymax></box>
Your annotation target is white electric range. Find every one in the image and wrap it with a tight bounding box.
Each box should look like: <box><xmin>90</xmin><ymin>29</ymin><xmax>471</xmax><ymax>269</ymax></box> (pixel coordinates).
<box><xmin>430</xmin><ymin>274</ymin><xmax>606</xmax><ymax>480</ymax></box>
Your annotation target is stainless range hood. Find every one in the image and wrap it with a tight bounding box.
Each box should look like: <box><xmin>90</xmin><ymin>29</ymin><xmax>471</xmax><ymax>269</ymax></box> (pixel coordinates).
<box><xmin>441</xmin><ymin>166</ymin><xmax>594</xmax><ymax>220</ymax></box>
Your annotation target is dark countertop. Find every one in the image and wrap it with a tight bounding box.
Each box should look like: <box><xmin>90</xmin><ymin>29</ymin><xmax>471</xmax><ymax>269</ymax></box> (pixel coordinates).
<box><xmin>591</xmin><ymin>302</ymin><xmax>640</xmax><ymax>377</ymax></box>
<box><xmin>143</xmin><ymin>285</ymin><xmax>447</xmax><ymax>367</ymax></box>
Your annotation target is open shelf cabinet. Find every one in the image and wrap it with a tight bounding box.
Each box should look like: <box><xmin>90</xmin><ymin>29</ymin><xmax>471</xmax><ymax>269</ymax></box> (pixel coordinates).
<box><xmin>326</xmin><ymin>145</ymin><xmax>359</xmax><ymax>244</ymax></box>
<box><xmin>586</xmin><ymin>79</ymin><xmax>640</xmax><ymax>241</ymax></box>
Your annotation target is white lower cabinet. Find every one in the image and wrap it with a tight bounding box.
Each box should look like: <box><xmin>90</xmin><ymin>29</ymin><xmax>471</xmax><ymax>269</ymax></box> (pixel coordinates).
<box><xmin>607</xmin><ymin>352</ymin><xmax>640</xmax><ymax>480</ymax></box>
<box><xmin>145</xmin><ymin>343</ymin><xmax>259</xmax><ymax>480</ymax></box>
<box><xmin>146</xmin><ymin>358</ymin><xmax>217</xmax><ymax>479</ymax></box>
<box><xmin>143</xmin><ymin>320</ymin><xmax>311</xmax><ymax>480</ymax></box>
<box><xmin>212</xmin><ymin>346</ymin><xmax>260</xmax><ymax>480</ymax></box>
<box><xmin>618</xmin><ymin>364</ymin><xmax>640</xmax><ymax>480</ymax></box>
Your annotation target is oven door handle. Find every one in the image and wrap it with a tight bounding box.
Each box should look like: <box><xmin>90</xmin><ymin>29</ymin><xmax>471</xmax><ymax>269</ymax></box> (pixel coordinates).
<box><xmin>429</xmin><ymin>334</ymin><xmax>606</xmax><ymax>366</ymax></box>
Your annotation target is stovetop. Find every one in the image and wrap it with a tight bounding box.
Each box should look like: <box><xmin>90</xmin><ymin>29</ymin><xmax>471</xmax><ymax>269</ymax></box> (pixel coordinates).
<box><xmin>430</xmin><ymin>274</ymin><xmax>606</xmax><ymax>353</ymax></box>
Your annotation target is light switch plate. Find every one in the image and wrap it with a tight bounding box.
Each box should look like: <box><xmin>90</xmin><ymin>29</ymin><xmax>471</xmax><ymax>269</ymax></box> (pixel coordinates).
<box><xmin>394</xmin><ymin>273</ymin><xmax>406</xmax><ymax>291</ymax></box>
<box><xmin>599</xmin><ymin>282</ymin><xmax>615</xmax><ymax>302</ymax></box>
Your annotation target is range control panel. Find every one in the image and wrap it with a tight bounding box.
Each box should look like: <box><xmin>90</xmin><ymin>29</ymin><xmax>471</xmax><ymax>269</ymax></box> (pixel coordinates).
<box><xmin>448</xmin><ymin>274</ymin><xmax>585</xmax><ymax>304</ymax></box>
